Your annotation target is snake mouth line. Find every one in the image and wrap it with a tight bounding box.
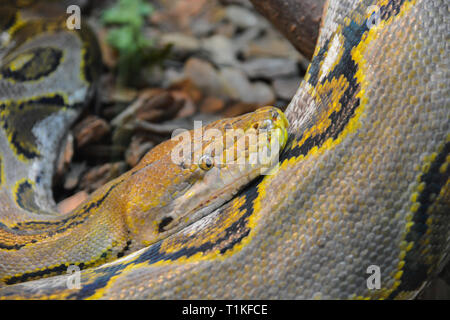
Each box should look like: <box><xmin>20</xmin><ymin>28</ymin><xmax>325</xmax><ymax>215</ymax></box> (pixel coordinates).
<box><xmin>169</xmin><ymin>163</ymin><xmax>272</xmax><ymax>236</ymax></box>
<box><xmin>167</xmin><ymin>119</ymin><xmax>288</xmax><ymax>236</ymax></box>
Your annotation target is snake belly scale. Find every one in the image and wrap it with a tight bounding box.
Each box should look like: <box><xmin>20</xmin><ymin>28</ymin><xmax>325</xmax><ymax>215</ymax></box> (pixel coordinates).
<box><xmin>0</xmin><ymin>0</ymin><xmax>449</xmax><ymax>299</ymax></box>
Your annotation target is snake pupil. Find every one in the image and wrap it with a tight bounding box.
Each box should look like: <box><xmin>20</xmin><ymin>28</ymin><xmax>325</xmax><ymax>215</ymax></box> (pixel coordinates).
<box><xmin>199</xmin><ymin>155</ymin><xmax>213</xmax><ymax>171</ymax></box>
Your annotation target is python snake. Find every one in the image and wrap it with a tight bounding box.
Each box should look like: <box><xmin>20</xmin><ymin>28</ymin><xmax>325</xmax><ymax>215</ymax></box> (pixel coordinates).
<box><xmin>0</xmin><ymin>0</ymin><xmax>448</xmax><ymax>299</ymax></box>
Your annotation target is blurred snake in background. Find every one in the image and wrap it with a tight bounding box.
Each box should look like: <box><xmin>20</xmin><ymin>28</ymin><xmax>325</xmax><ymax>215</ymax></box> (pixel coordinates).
<box><xmin>0</xmin><ymin>0</ymin><xmax>448</xmax><ymax>299</ymax></box>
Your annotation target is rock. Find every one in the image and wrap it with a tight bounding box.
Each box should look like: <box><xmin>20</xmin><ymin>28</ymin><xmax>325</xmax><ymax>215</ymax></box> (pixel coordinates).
<box><xmin>135</xmin><ymin>92</ymin><xmax>181</xmax><ymax>122</ymax></box>
<box><xmin>73</xmin><ymin>115</ymin><xmax>110</xmax><ymax>148</ymax></box>
<box><xmin>219</xmin><ymin>67</ymin><xmax>275</xmax><ymax>105</ymax></box>
<box><xmin>142</xmin><ymin>65</ymin><xmax>166</xmax><ymax>87</ymax></box>
<box><xmin>219</xmin><ymin>67</ymin><xmax>251</xmax><ymax>101</ymax></box>
<box><xmin>169</xmin><ymin>79</ymin><xmax>203</xmax><ymax>104</ymax></box>
<box><xmin>273</xmin><ymin>77</ymin><xmax>302</xmax><ymax>100</ymax></box>
<box><xmin>241</xmin><ymin>36</ymin><xmax>302</xmax><ymax>60</ymax></box>
<box><xmin>109</xmin><ymin>86</ymin><xmax>138</xmax><ymax>103</ymax></box>
<box><xmin>225</xmin><ymin>5</ymin><xmax>261</xmax><ymax>29</ymax></box>
<box><xmin>56</xmin><ymin>133</ymin><xmax>74</xmax><ymax>178</ymax></box>
<box><xmin>185</xmin><ymin>62</ymin><xmax>275</xmax><ymax>105</ymax></box>
<box><xmin>151</xmin><ymin>0</ymin><xmax>209</xmax><ymax>30</ymax></box>
<box><xmin>241</xmin><ymin>58</ymin><xmax>298</xmax><ymax>79</ymax></box>
<box><xmin>64</xmin><ymin>162</ymin><xmax>87</xmax><ymax>190</ymax></box>
<box><xmin>214</xmin><ymin>21</ymin><xmax>237</xmax><ymax>38</ymax></box>
<box><xmin>80</xmin><ymin>162</ymin><xmax>127</xmax><ymax>192</ymax></box>
<box><xmin>57</xmin><ymin>191</ymin><xmax>89</xmax><ymax>214</ymax></box>
<box><xmin>183</xmin><ymin>58</ymin><xmax>225</xmax><ymax>98</ymax></box>
<box><xmin>160</xmin><ymin>33</ymin><xmax>201</xmax><ymax>57</ymax></box>
<box><xmin>201</xmin><ymin>35</ymin><xmax>238</xmax><ymax>66</ymax></box>
<box><xmin>162</xmin><ymin>68</ymin><xmax>186</xmax><ymax>88</ymax></box>
<box><xmin>250</xmin><ymin>82</ymin><xmax>276</xmax><ymax>105</ymax></box>
<box><xmin>170</xmin><ymin>90</ymin><xmax>197</xmax><ymax>118</ymax></box>
<box><xmin>191</xmin><ymin>18</ymin><xmax>216</xmax><ymax>37</ymax></box>
<box><xmin>126</xmin><ymin>135</ymin><xmax>155</xmax><ymax>167</ymax></box>
<box><xmin>111</xmin><ymin>90</ymin><xmax>179</xmax><ymax>127</ymax></box>
<box><xmin>200</xmin><ymin>96</ymin><xmax>226</xmax><ymax>113</ymax></box>
<box><xmin>233</xmin><ymin>27</ymin><xmax>263</xmax><ymax>51</ymax></box>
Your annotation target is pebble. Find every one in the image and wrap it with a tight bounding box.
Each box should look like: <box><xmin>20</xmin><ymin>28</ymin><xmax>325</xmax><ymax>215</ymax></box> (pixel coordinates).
<box><xmin>111</xmin><ymin>89</ymin><xmax>170</xmax><ymax>127</ymax></box>
<box><xmin>242</xmin><ymin>58</ymin><xmax>298</xmax><ymax>79</ymax></box>
<box><xmin>79</xmin><ymin>162</ymin><xmax>127</xmax><ymax>192</ymax></box>
<box><xmin>200</xmin><ymin>96</ymin><xmax>226</xmax><ymax>113</ymax></box>
<box><xmin>241</xmin><ymin>36</ymin><xmax>302</xmax><ymax>60</ymax></box>
<box><xmin>135</xmin><ymin>92</ymin><xmax>182</xmax><ymax>123</ymax></box>
<box><xmin>126</xmin><ymin>135</ymin><xmax>155</xmax><ymax>167</ymax></box>
<box><xmin>171</xmin><ymin>90</ymin><xmax>197</xmax><ymax>118</ymax></box>
<box><xmin>56</xmin><ymin>133</ymin><xmax>74</xmax><ymax>178</ymax></box>
<box><xmin>160</xmin><ymin>33</ymin><xmax>201</xmax><ymax>57</ymax></box>
<box><xmin>109</xmin><ymin>86</ymin><xmax>138</xmax><ymax>104</ymax></box>
<box><xmin>183</xmin><ymin>58</ymin><xmax>225</xmax><ymax>98</ymax></box>
<box><xmin>201</xmin><ymin>34</ymin><xmax>238</xmax><ymax>66</ymax></box>
<box><xmin>225</xmin><ymin>5</ymin><xmax>261</xmax><ymax>29</ymax></box>
<box><xmin>64</xmin><ymin>162</ymin><xmax>87</xmax><ymax>190</ymax></box>
<box><xmin>169</xmin><ymin>79</ymin><xmax>203</xmax><ymax>103</ymax></box>
<box><xmin>220</xmin><ymin>67</ymin><xmax>275</xmax><ymax>104</ymax></box>
<box><xmin>191</xmin><ymin>18</ymin><xmax>216</xmax><ymax>37</ymax></box>
<box><xmin>57</xmin><ymin>191</ymin><xmax>89</xmax><ymax>214</ymax></box>
<box><xmin>73</xmin><ymin>115</ymin><xmax>110</xmax><ymax>148</ymax></box>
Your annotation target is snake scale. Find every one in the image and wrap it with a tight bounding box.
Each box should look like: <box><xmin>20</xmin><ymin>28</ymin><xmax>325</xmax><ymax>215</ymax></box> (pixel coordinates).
<box><xmin>0</xmin><ymin>0</ymin><xmax>448</xmax><ymax>299</ymax></box>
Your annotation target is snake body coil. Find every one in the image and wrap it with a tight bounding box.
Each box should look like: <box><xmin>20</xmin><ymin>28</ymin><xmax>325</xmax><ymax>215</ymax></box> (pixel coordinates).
<box><xmin>0</xmin><ymin>0</ymin><xmax>449</xmax><ymax>299</ymax></box>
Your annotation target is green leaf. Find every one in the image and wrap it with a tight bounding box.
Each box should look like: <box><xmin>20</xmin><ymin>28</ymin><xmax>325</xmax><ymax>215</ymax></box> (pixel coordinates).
<box><xmin>101</xmin><ymin>0</ymin><xmax>169</xmax><ymax>86</ymax></box>
<box><xmin>107</xmin><ymin>27</ymin><xmax>136</xmax><ymax>52</ymax></box>
<box><xmin>102</xmin><ymin>0</ymin><xmax>153</xmax><ymax>26</ymax></box>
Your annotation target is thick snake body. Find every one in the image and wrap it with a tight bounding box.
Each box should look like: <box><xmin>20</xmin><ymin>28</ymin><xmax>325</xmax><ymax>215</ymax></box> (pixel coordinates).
<box><xmin>0</xmin><ymin>0</ymin><xmax>449</xmax><ymax>299</ymax></box>
<box><xmin>0</xmin><ymin>2</ymin><xmax>289</xmax><ymax>289</ymax></box>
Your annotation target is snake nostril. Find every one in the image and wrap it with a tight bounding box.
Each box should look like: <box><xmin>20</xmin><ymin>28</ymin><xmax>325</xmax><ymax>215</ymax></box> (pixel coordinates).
<box><xmin>271</xmin><ymin>111</ymin><xmax>279</xmax><ymax>120</ymax></box>
<box><xmin>158</xmin><ymin>217</ymin><xmax>174</xmax><ymax>233</ymax></box>
<box><xmin>179</xmin><ymin>161</ymin><xmax>188</xmax><ymax>170</ymax></box>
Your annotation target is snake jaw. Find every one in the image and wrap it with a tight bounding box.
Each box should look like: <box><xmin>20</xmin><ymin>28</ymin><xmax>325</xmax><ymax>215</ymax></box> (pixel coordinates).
<box><xmin>124</xmin><ymin>107</ymin><xmax>289</xmax><ymax>248</ymax></box>
<box><xmin>166</xmin><ymin>108</ymin><xmax>289</xmax><ymax>234</ymax></box>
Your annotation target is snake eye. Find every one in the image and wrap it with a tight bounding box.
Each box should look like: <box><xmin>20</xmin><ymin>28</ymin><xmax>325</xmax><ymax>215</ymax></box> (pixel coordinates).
<box><xmin>199</xmin><ymin>155</ymin><xmax>214</xmax><ymax>171</ymax></box>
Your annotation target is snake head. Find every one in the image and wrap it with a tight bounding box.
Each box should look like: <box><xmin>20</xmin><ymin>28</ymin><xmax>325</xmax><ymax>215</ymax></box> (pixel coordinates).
<box><xmin>123</xmin><ymin>107</ymin><xmax>289</xmax><ymax>248</ymax></box>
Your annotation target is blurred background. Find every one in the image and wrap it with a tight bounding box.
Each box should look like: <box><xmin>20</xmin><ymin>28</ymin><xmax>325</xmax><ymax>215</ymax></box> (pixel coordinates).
<box><xmin>50</xmin><ymin>0</ymin><xmax>309</xmax><ymax>211</ymax></box>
